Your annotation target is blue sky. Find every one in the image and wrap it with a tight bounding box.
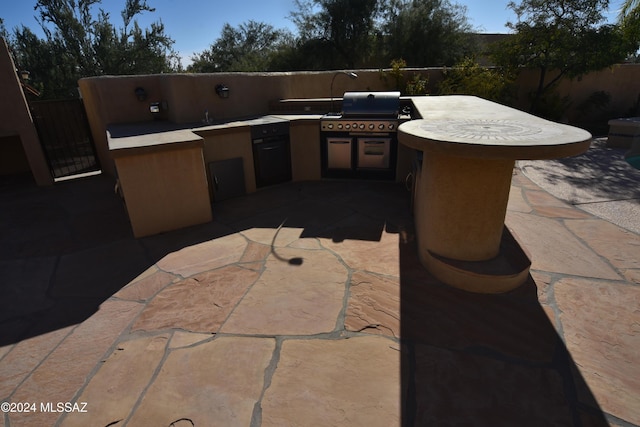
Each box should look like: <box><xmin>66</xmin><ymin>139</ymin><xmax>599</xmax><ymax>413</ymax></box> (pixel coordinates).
<box><xmin>0</xmin><ymin>0</ymin><xmax>626</xmax><ymax>66</ymax></box>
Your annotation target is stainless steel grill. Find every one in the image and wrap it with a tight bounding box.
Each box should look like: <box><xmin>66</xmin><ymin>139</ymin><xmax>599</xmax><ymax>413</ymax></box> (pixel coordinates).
<box><xmin>320</xmin><ymin>91</ymin><xmax>401</xmax><ymax>133</ymax></box>
<box><xmin>320</xmin><ymin>91</ymin><xmax>403</xmax><ymax>180</ymax></box>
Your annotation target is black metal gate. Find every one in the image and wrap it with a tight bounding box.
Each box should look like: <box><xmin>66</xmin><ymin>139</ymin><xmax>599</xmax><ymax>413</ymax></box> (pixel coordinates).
<box><xmin>30</xmin><ymin>99</ymin><xmax>100</xmax><ymax>179</ymax></box>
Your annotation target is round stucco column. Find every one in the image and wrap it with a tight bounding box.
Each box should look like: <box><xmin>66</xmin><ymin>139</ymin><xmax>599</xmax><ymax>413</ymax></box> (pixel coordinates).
<box><xmin>417</xmin><ymin>152</ymin><xmax>515</xmax><ymax>261</ymax></box>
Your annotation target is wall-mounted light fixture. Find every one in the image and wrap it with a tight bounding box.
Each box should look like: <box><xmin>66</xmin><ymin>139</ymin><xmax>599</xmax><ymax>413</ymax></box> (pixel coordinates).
<box><xmin>134</xmin><ymin>87</ymin><xmax>147</xmax><ymax>101</ymax></box>
<box><xmin>15</xmin><ymin>69</ymin><xmax>41</xmax><ymax>97</ymax></box>
<box><xmin>215</xmin><ymin>84</ymin><xmax>230</xmax><ymax>99</ymax></box>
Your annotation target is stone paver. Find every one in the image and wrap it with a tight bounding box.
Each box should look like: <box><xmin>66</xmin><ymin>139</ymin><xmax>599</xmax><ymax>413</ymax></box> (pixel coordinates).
<box><xmin>51</xmin><ymin>240</ymin><xmax>148</xmax><ymax>299</ymax></box>
<box><xmin>506</xmin><ymin>185</ymin><xmax>533</xmax><ymax>213</ymax></box>
<box><xmin>7</xmin><ymin>300</ymin><xmax>142</xmax><ymax>427</ymax></box>
<box><xmin>169</xmin><ymin>331</ymin><xmax>214</xmax><ymax>349</ymax></box>
<box><xmin>127</xmin><ymin>337</ymin><xmax>275</xmax><ymax>426</ymax></box>
<box><xmin>157</xmin><ymin>233</ymin><xmax>248</xmax><ymax>277</ymax></box>
<box><xmin>238</xmin><ymin>240</ymin><xmax>271</xmax><ymax>266</ymax></box>
<box><xmin>60</xmin><ymin>333</ymin><xmax>169</xmax><ymax>427</ymax></box>
<box><xmin>412</xmin><ymin>345</ymin><xmax>573</xmax><ymax>426</ymax></box>
<box><xmin>0</xmin><ymin>326</ymin><xmax>72</xmax><ymax>399</ymax></box>
<box><xmin>221</xmin><ymin>245</ymin><xmax>347</xmax><ymax>336</ymax></box>
<box><xmin>0</xmin><ymin>257</ymin><xmax>56</xmax><ymax>321</ymax></box>
<box><xmin>554</xmin><ymin>277</ymin><xmax>640</xmax><ymax>425</ymax></box>
<box><xmin>133</xmin><ymin>265</ymin><xmax>260</xmax><ymax>333</ymax></box>
<box><xmin>565</xmin><ymin>219</ymin><xmax>640</xmax><ymax>270</ymax></box>
<box><xmin>321</xmin><ymin>228</ymin><xmax>401</xmax><ymax>277</ymax></box>
<box><xmin>240</xmin><ymin>227</ymin><xmax>304</xmax><ymax>247</ymax></box>
<box><xmin>1</xmin><ymin>169</ymin><xmax>639</xmax><ymax>427</ymax></box>
<box><xmin>506</xmin><ymin>211</ymin><xmax>621</xmax><ymax>280</ymax></box>
<box><xmin>261</xmin><ymin>336</ymin><xmax>400</xmax><ymax>427</ymax></box>
<box><xmin>0</xmin><ymin>345</ymin><xmax>12</xmax><ymax>360</ymax></box>
<box><xmin>525</xmin><ymin>188</ymin><xmax>572</xmax><ymax>208</ymax></box>
<box><xmin>345</xmin><ymin>271</ymin><xmax>400</xmax><ymax>337</ymax></box>
<box><xmin>623</xmin><ymin>268</ymin><xmax>640</xmax><ymax>284</ymax></box>
<box><xmin>114</xmin><ymin>267</ymin><xmax>177</xmax><ymax>301</ymax></box>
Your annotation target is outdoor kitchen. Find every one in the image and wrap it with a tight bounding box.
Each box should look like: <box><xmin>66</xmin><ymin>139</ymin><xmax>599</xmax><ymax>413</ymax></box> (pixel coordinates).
<box><xmin>3</xmin><ymin>63</ymin><xmax>640</xmax><ymax>427</ymax></box>
<box><xmin>102</xmin><ymin>89</ymin><xmax>417</xmax><ymax>239</ymax></box>
<box><xmin>3</xmin><ymin>0</ymin><xmax>640</xmax><ymax>419</ymax></box>
<box><xmin>81</xmin><ymin>69</ymin><xmax>595</xmax><ymax>295</ymax></box>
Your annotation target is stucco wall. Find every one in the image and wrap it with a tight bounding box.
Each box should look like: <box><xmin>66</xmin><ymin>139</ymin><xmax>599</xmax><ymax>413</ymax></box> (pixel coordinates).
<box><xmin>79</xmin><ymin>69</ymin><xmax>401</xmax><ymax>175</ymax></box>
<box><xmin>0</xmin><ymin>39</ymin><xmax>52</xmax><ymax>185</ymax></box>
<box><xmin>514</xmin><ymin>64</ymin><xmax>640</xmax><ymax>126</ymax></box>
<box><xmin>79</xmin><ymin>65</ymin><xmax>640</xmax><ymax>177</ymax></box>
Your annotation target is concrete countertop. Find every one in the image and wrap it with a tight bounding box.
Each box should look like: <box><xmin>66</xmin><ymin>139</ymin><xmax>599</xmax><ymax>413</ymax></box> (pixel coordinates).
<box><xmin>106</xmin><ymin>114</ymin><xmax>323</xmax><ymax>152</ymax></box>
<box><xmin>110</xmin><ymin>94</ymin><xmax>595</xmax><ymax>157</ymax></box>
<box><xmin>107</xmin><ymin>122</ymin><xmax>204</xmax><ymax>151</ymax></box>
<box><xmin>402</xmin><ymin>95</ymin><xmax>592</xmax><ymax>159</ymax></box>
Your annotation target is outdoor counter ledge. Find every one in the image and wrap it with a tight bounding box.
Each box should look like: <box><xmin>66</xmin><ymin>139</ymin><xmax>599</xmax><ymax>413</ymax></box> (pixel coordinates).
<box><xmin>107</xmin><ymin>122</ymin><xmax>213</xmax><ymax>238</ymax></box>
<box><xmin>400</xmin><ymin>95</ymin><xmax>592</xmax><ymax>293</ymax></box>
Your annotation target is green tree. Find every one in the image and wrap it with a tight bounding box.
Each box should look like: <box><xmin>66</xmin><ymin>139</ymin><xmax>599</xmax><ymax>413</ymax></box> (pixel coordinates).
<box><xmin>6</xmin><ymin>0</ymin><xmax>178</xmax><ymax>99</ymax></box>
<box><xmin>290</xmin><ymin>0</ymin><xmax>380</xmax><ymax>69</ymax></box>
<box><xmin>619</xmin><ymin>0</ymin><xmax>640</xmax><ymax>61</ymax></box>
<box><xmin>381</xmin><ymin>0</ymin><xmax>476</xmax><ymax>67</ymax></box>
<box><xmin>621</xmin><ymin>0</ymin><xmax>640</xmax><ymax>16</ymax></box>
<box><xmin>0</xmin><ymin>18</ymin><xmax>8</xmax><ymax>39</ymax></box>
<box><xmin>188</xmin><ymin>21</ymin><xmax>294</xmax><ymax>72</ymax></box>
<box><xmin>492</xmin><ymin>0</ymin><xmax>634</xmax><ymax>115</ymax></box>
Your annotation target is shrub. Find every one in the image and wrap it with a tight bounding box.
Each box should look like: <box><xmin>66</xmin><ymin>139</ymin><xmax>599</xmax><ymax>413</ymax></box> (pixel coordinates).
<box><xmin>379</xmin><ymin>59</ymin><xmax>429</xmax><ymax>95</ymax></box>
<box><xmin>437</xmin><ymin>58</ymin><xmax>515</xmax><ymax>104</ymax></box>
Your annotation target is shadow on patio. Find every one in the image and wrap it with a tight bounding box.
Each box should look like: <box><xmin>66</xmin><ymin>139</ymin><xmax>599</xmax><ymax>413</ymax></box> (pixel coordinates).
<box><xmin>0</xmin><ymin>172</ymin><xmax>629</xmax><ymax>426</ymax></box>
<box><xmin>520</xmin><ymin>138</ymin><xmax>640</xmax><ymax>203</ymax></box>
<box><xmin>399</xmin><ymin>240</ymin><xmax>608</xmax><ymax>425</ymax></box>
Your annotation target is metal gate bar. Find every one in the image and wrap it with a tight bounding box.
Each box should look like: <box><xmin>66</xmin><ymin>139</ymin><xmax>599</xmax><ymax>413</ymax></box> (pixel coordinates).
<box><xmin>30</xmin><ymin>99</ymin><xmax>100</xmax><ymax>179</ymax></box>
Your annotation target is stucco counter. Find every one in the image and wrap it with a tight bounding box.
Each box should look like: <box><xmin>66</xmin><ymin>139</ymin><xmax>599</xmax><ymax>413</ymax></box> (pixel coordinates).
<box><xmin>400</xmin><ymin>96</ymin><xmax>592</xmax><ymax>293</ymax></box>
<box><xmin>106</xmin><ymin>115</ymin><xmax>322</xmax><ymax>237</ymax></box>
<box><xmin>107</xmin><ymin>123</ymin><xmax>212</xmax><ymax>238</ymax></box>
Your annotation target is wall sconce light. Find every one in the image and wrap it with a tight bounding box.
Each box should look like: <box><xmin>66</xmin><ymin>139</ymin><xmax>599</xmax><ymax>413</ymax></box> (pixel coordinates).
<box><xmin>215</xmin><ymin>84</ymin><xmax>230</xmax><ymax>99</ymax></box>
<box><xmin>134</xmin><ymin>87</ymin><xmax>147</xmax><ymax>101</ymax></box>
<box><xmin>15</xmin><ymin>69</ymin><xmax>41</xmax><ymax>97</ymax></box>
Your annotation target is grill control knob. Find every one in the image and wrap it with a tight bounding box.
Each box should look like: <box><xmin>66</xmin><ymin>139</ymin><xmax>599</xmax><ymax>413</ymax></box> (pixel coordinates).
<box><xmin>378</xmin><ymin>124</ymin><xmax>385</xmax><ymax>130</ymax></box>
<box><xmin>388</xmin><ymin>124</ymin><xmax>395</xmax><ymax>130</ymax></box>
<box><xmin>359</xmin><ymin>123</ymin><xmax>365</xmax><ymax>130</ymax></box>
<box><xmin>352</xmin><ymin>123</ymin><xmax>358</xmax><ymax>129</ymax></box>
<box><xmin>327</xmin><ymin>124</ymin><xmax>334</xmax><ymax>129</ymax></box>
<box><xmin>337</xmin><ymin>124</ymin><xmax>343</xmax><ymax>129</ymax></box>
<box><xmin>345</xmin><ymin>124</ymin><xmax>351</xmax><ymax>130</ymax></box>
<box><xmin>369</xmin><ymin>123</ymin><xmax>375</xmax><ymax>130</ymax></box>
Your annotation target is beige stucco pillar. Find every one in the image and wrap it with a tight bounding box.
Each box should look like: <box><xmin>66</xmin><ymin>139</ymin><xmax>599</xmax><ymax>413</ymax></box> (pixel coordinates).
<box><xmin>399</xmin><ymin>97</ymin><xmax>591</xmax><ymax>293</ymax></box>
<box><xmin>418</xmin><ymin>153</ymin><xmax>514</xmax><ymax>261</ymax></box>
<box><xmin>0</xmin><ymin>38</ymin><xmax>52</xmax><ymax>186</ymax></box>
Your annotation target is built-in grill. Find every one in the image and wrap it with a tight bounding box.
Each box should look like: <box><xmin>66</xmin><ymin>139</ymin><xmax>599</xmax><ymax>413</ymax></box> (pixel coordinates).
<box><xmin>320</xmin><ymin>91</ymin><xmax>406</xmax><ymax>180</ymax></box>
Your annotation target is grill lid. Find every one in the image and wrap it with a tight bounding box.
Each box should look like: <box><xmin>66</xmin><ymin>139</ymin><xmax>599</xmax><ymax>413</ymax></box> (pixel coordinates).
<box><xmin>341</xmin><ymin>91</ymin><xmax>401</xmax><ymax>117</ymax></box>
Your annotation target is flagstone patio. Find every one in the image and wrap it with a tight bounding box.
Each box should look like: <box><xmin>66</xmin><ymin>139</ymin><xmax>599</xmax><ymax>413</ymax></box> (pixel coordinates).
<box><xmin>0</xmin><ymin>156</ymin><xmax>638</xmax><ymax>426</ymax></box>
